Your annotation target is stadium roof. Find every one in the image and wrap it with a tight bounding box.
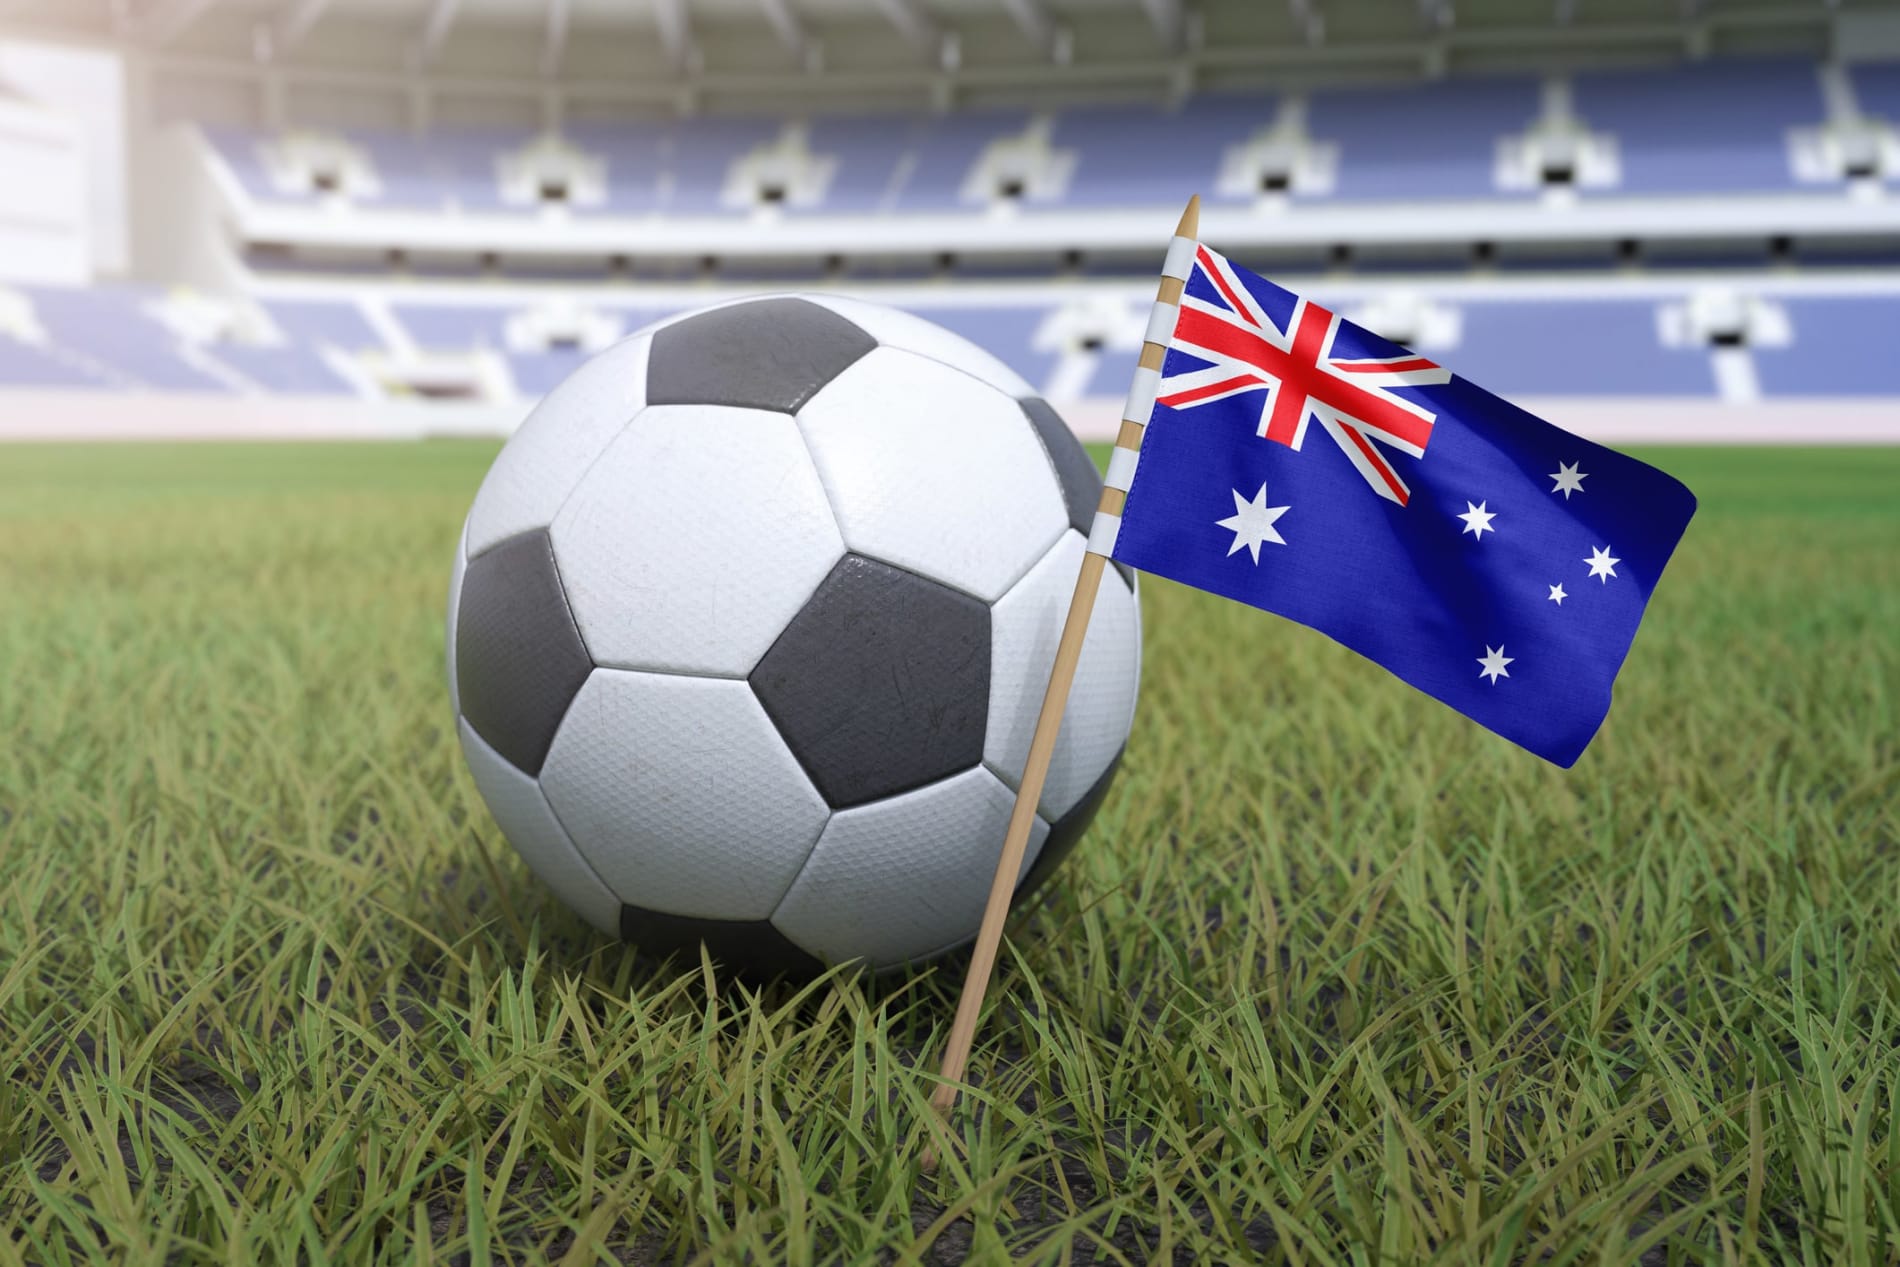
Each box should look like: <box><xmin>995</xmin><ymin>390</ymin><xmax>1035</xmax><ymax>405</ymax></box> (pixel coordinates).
<box><xmin>0</xmin><ymin>0</ymin><xmax>1851</xmax><ymax>111</ymax></box>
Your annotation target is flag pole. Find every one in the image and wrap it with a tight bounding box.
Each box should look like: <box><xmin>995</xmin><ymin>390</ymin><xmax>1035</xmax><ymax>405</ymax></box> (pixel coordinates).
<box><xmin>917</xmin><ymin>194</ymin><xmax>1201</xmax><ymax>1175</ymax></box>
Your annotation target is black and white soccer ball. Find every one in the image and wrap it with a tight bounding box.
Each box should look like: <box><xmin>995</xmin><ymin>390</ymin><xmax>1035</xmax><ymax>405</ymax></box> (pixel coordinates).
<box><xmin>446</xmin><ymin>295</ymin><xmax>1141</xmax><ymax>978</ymax></box>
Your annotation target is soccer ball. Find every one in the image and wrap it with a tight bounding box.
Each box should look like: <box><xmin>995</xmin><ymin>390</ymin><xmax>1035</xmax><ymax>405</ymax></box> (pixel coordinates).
<box><xmin>446</xmin><ymin>295</ymin><xmax>1141</xmax><ymax>978</ymax></box>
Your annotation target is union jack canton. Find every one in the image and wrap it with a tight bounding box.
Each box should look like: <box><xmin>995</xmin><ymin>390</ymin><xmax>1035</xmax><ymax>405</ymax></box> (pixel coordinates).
<box><xmin>1104</xmin><ymin>241</ymin><xmax>1698</xmax><ymax>767</ymax></box>
<box><xmin>1158</xmin><ymin>244</ymin><xmax>1452</xmax><ymax>506</ymax></box>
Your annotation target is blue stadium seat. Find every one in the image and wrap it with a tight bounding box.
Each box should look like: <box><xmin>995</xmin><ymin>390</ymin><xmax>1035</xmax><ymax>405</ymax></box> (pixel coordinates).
<box><xmin>891</xmin><ymin>111</ymin><xmax>1030</xmax><ymax>210</ymax></box>
<box><xmin>666</xmin><ymin>117</ymin><xmax>782</xmax><ymax>214</ymax></box>
<box><xmin>509</xmin><ymin>348</ymin><xmax>594</xmax><ymax>396</ymax></box>
<box><xmin>1849</xmin><ymin>61</ymin><xmax>1900</xmax><ymax>137</ymax></box>
<box><xmin>217</xmin><ymin>345</ymin><xmax>354</xmax><ymax>394</ymax></box>
<box><xmin>203</xmin><ymin>126</ymin><xmax>315</xmax><ymax>204</ymax></box>
<box><xmin>795</xmin><ymin>116</ymin><xmax>923</xmax><ymax>214</ymax></box>
<box><xmin>11</xmin><ymin>284</ymin><xmax>1900</xmax><ymax>404</ymax></box>
<box><xmin>1569</xmin><ymin>58</ymin><xmax>1822</xmax><ymax>195</ymax></box>
<box><xmin>430</xmin><ymin>128</ymin><xmax>537</xmax><ymax>211</ymax></box>
<box><xmin>26</xmin><ymin>287</ymin><xmax>231</xmax><ymax>392</ymax></box>
<box><xmin>0</xmin><ymin>334</ymin><xmax>118</xmax><ymax>388</ymax></box>
<box><xmin>567</xmin><ymin>121</ymin><xmax>670</xmax><ymax>215</ymax></box>
<box><xmin>397</xmin><ymin>304</ymin><xmax>507</xmax><ymax>348</ymax></box>
<box><xmin>1755</xmin><ymin>296</ymin><xmax>1900</xmax><ymax>396</ymax></box>
<box><xmin>1304</xmin><ymin>75</ymin><xmax>1539</xmax><ymax>202</ymax></box>
<box><xmin>263</xmin><ymin>298</ymin><xmax>381</xmax><ymax>350</ymax></box>
<box><xmin>342</xmin><ymin>130</ymin><xmax>451</xmax><ymax>209</ymax></box>
<box><xmin>1445</xmin><ymin>300</ymin><xmax>1712</xmax><ymax>396</ymax></box>
<box><xmin>1054</xmin><ymin>96</ymin><xmax>1275</xmax><ymax>209</ymax></box>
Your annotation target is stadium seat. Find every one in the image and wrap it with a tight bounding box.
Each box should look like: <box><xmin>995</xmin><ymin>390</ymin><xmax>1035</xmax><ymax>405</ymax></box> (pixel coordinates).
<box><xmin>791</xmin><ymin>115</ymin><xmax>922</xmax><ymax>214</ymax></box>
<box><xmin>1754</xmin><ymin>295</ymin><xmax>1900</xmax><ymax>396</ymax></box>
<box><xmin>1568</xmin><ymin>58</ymin><xmax>1824</xmax><ymax>195</ymax></box>
<box><xmin>891</xmin><ymin>111</ymin><xmax>1031</xmax><ymax>210</ymax></box>
<box><xmin>565</xmin><ymin>121</ymin><xmax>670</xmax><ymax>215</ymax></box>
<box><xmin>1304</xmin><ymin>75</ymin><xmax>1540</xmax><ymax>202</ymax></box>
<box><xmin>0</xmin><ymin>331</ymin><xmax>120</xmax><ymax>388</ymax></box>
<box><xmin>1442</xmin><ymin>299</ymin><xmax>1714</xmax><ymax>396</ymax></box>
<box><xmin>666</xmin><ymin>117</ymin><xmax>783</xmax><ymax>214</ymax></box>
<box><xmin>1054</xmin><ymin>97</ymin><xmax>1276</xmax><ymax>209</ymax></box>
<box><xmin>26</xmin><ymin>286</ymin><xmax>231</xmax><ymax>392</ymax></box>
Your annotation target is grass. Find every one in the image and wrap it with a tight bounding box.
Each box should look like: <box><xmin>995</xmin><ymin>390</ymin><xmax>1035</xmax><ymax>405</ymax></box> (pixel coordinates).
<box><xmin>1</xmin><ymin>440</ymin><xmax>1897</xmax><ymax>1265</ymax></box>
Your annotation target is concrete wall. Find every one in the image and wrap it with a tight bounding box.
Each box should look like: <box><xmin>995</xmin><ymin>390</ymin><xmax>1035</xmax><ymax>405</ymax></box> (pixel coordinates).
<box><xmin>0</xmin><ymin>39</ymin><xmax>127</xmax><ymax>276</ymax></box>
<box><xmin>0</xmin><ymin>94</ymin><xmax>87</xmax><ymax>284</ymax></box>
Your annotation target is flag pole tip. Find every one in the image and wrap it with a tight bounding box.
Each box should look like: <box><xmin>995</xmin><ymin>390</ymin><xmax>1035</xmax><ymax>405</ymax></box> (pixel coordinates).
<box><xmin>1176</xmin><ymin>195</ymin><xmax>1201</xmax><ymax>238</ymax></box>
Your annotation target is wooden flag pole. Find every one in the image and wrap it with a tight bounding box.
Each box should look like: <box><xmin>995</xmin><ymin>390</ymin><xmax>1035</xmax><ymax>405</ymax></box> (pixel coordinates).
<box><xmin>917</xmin><ymin>194</ymin><xmax>1201</xmax><ymax>1176</ymax></box>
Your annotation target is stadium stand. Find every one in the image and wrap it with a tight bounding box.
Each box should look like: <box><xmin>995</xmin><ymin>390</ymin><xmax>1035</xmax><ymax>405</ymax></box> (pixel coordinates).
<box><xmin>1753</xmin><ymin>296</ymin><xmax>1900</xmax><ymax>397</ymax></box>
<box><xmin>214</xmin><ymin>341</ymin><xmax>350</xmax><ymax>395</ymax></box>
<box><xmin>25</xmin><ymin>287</ymin><xmax>227</xmax><ymax>392</ymax></box>
<box><xmin>1302</xmin><ymin>76</ymin><xmax>1539</xmax><ymax>203</ymax></box>
<box><xmin>792</xmin><ymin>116</ymin><xmax>921</xmax><ymax>214</ymax></box>
<box><xmin>0</xmin><ymin>333</ymin><xmax>119</xmax><ymax>389</ymax></box>
<box><xmin>564</xmin><ymin>121</ymin><xmax>672</xmax><ymax>215</ymax></box>
<box><xmin>7</xmin><ymin>276</ymin><xmax>1898</xmax><ymax>408</ymax></box>
<box><xmin>1853</xmin><ymin>62</ymin><xmax>1900</xmax><ymax>127</ymax></box>
<box><xmin>889</xmin><ymin>110</ymin><xmax>1032</xmax><ymax>210</ymax></box>
<box><xmin>3</xmin><ymin>0</ymin><xmax>1897</xmax><ymax>443</ymax></box>
<box><xmin>1448</xmin><ymin>300</ymin><xmax>1713</xmax><ymax>397</ymax></box>
<box><xmin>192</xmin><ymin>60</ymin><xmax>1867</xmax><ymax>219</ymax></box>
<box><xmin>1056</xmin><ymin>96</ymin><xmax>1276</xmax><ymax>207</ymax></box>
<box><xmin>668</xmin><ymin>117</ymin><xmax>784</xmax><ymax>214</ymax></box>
<box><xmin>1569</xmin><ymin>58</ymin><xmax>1827</xmax><ymax>195</ymax></box>
<box><xmin>262</xmin><ymin>297</ymin><xmax>381</xmax><ymax>351</ymax></box>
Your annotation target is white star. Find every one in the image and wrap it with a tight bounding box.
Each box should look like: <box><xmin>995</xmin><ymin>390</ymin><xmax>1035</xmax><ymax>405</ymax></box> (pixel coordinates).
<box><xmin>1584</xmin><ymin>545</ymin><xmax>1620</xmax><ymax>583</ymax></box>
<box><xmin>1547</xmin><ymin>583</ymin><xmax>1567</xmax><ymax>606</ymax></box>
<box><xmin>1477</xmin><ymin>645</ymin><xmax>1514</xmax><ymax>684</ymax></box>
<box><xmin>1550</xmin><ymin>461</ymin><xmax>1588</xmax><ymax>499</ymax></box>
<box><xmin>1457</xmin><ymin>500</ymin><xmax>1497</xmax><ymax>540</ymax></box>
<box><xmin>1216</xmin><ymin>483</ymin><xmax>1290</xmax><ymax>564</ymax></box>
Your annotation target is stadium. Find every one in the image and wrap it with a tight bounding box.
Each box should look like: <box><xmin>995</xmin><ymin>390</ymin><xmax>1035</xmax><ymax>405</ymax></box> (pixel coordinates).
<box><xmin>2</xmin><ymin>0</ymin><xmax>1897</xmax><ymax>1262</ymax></box>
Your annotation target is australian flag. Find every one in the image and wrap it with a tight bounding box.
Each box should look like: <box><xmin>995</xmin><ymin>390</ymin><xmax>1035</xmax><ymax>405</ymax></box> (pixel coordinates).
<box><xmin>1108</xmin><ymin>243</ymin><xmax>1698</xmax><ymax>767</ymax></box>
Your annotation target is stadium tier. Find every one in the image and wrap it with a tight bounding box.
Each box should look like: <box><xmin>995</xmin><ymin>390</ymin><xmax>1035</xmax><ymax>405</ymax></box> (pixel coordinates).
<box><xmin>5</xmin><ymin>280</ymin><xmax>1900</xmax><ymax>404</ymax></box>
<box><xmin>202</xmin><ymin>59</ymin><xmax>1897</xmax><ymax>220</ymax></box>
<box><xmin>6</xmin><ymin>38</ymin><xmax>1900</xmax><ymax>442</ymax></box>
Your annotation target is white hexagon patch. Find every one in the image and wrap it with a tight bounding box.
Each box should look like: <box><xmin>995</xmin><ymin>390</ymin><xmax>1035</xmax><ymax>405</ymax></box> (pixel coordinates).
<box><xmin>796</xmin><ymin>348</ymin><xmax>1068</xmax><ymax>602</ymax></box>
<box><xmin>770</xmin><ymin>766</ymin><xmax>1048</xmax><ymax>972</ymax></box>
<box><xmin>465</xmin><ymin>332</ymin><xmax>652</xmax><ymax>559</ymax></box>
<box><xmin>551</xmin><ymin>404</ymin><xmax>845</xmax><ymax>676</ymax></box>
<box><xmin>540</xmin><ymin>669</ymin><xmax>831</xmax><ymax>922</ymax></box>
<box><xmin>456</xmin><ymin>718</ymin><xmax>622</xmax><ymax>936</ymax></box>
<box><xmin>985</xmin><ymin>530</ymin><xmax>1141</xmax><ymax>821</ymax></box>
<box><xmin>794</xmin><ymin>293</ymin><xmax>1038</xmax><ymax>398</ymax></box>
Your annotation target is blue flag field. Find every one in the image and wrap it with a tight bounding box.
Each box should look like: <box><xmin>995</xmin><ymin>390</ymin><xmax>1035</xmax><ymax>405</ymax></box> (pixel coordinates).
<box><xmin>1109</xmin><ymin>244</ymin><xmax>1699</xmax><ymax>767</ymax></box>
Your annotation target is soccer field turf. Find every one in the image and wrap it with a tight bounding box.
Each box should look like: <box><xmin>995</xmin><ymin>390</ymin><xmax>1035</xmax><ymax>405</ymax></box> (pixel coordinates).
<box><xmin>2</xmin><ymin>441</ymin><xmax>1896</xmax><ymax>1265</ymax></box>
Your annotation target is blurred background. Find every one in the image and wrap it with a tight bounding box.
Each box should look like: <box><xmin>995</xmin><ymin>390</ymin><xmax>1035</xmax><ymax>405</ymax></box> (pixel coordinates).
<box><xmin>0</xmin><ymin>0</ymin><xmax>1896</xmax><ymax>443</ymax></box>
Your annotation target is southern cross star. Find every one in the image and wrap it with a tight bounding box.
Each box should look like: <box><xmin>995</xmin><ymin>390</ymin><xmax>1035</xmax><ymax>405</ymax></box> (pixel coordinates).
<box><xmin>1477</xmin><ymin>645</ymin><xmax>1514</xmax><ymax>684</ymax></box>
<box><xmin>1216</xmin><ymin>483</ymin><xmax>1290</xmax><ymax>564</ymax></box>
<box><xmin>1548</xmin><ymin>583</ymin><xmax>1567</xmax><ymax>605</ymax></box>
<box><xmin>1584</xmin><ymin>545</ymin><xmax>1620</xmax><ymax>583</ymax></box>
<box><xmin>1457</xmin><ymin>500</ymin><xmax>1497</xmax><ymax>540</ymax></box>
<box><xmin>1550</xmin><ymin>461</ymin><xmax>1587</xmax><ymax>498</ymax></box>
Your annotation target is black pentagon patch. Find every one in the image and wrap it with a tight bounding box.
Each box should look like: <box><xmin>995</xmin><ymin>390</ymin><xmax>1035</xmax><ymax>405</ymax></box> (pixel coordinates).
<box><xmin>1021</xmin><ymin>396</ymin><xmax>1137</xmax><ymax>590</ymax></box>
<box><xmin>621</xmin><ymin>903</ymin><xmax>825</xmax><ymax>984</ymax></box>
<box><xmin>750</xmin><ymin>554</ymin><xmax>990</xmax><ymax>809</ymax></box>
<box><xmin>648</xmin><ymin>297</ymin><xmax>876</xmax><ymax>413</ymax></box>
<box><xmin>1013</xmin><ymin>747</ymin><xmax>1124</xmax><ymax>906</ymax></box>
<box><xmin>456</xmin><ymin>529</ymin><xmax>593</xmax><ymax>777</ymax></box>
